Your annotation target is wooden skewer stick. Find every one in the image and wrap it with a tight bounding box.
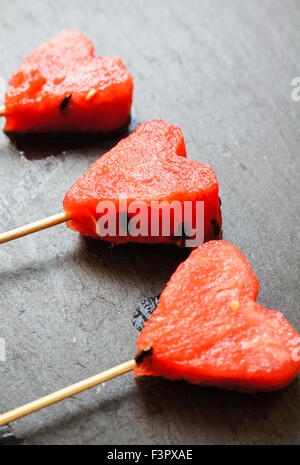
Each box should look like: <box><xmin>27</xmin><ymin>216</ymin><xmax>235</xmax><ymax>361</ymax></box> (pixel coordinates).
<box><xmin>0</xmin><ymin>105</ymin><xmax>5</xmax><ymax>116</ymax></box>
<box><xmin>0</xmin><ymin>348</ymin><xmax>152</xmax><ymax>427</ymax></box>
<box><xmin>0</xmin><ymin>211</ymin><xmax>71</xmax><ymax>244</ymax></box>
<box><xmin>0</xmin><ymin>360</ymin><xmax>136</xmax><ymax>427</ymax></box>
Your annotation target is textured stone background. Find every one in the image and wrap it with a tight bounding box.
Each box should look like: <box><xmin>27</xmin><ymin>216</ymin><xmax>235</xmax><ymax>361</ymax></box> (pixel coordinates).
<box><xmin>0</xmin><ymin>0</ymin><xmax>299</xmax><ymax>445</ymax></box>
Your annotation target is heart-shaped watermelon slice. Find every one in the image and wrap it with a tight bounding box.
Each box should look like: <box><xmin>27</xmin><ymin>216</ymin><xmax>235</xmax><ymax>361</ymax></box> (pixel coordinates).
<box><xmin>63</xmin><ymin>119</ymin><xmax>222</xmax><ymax>245</ymax></box>
<box><xmin>135</xmin><ymin>240</ymin><xmax>300</xmax><ymax>392</ymax></box>
<box><xmin>4</xmin><ymin>30</ymin><xmax>133</xmax><ymax>133</ymax></box>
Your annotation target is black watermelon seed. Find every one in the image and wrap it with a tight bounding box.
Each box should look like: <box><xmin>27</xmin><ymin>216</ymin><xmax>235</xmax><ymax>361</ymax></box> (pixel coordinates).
<box><xmin>211</xmin><ymin>218</ymin><xmax>220</xmax><ymax>236</ymax></box>
<box><xmin>135</xmin><ymin>346</ymin><xmax>153</xmax><ymax>365</ymax></box>
<box><xmin>59</xmin><ymin>93</ymin><xmax>72</xmax><ymax>113</ymax></box>
<box><xmin>175</xmin><ymin>222</ymin><xmax>188</xmax><ymax>238</ymax></box>
<box><xmin>118</xmin><ymin>211</ymin><xmax>130</xmax><ymax>234</ymax></box>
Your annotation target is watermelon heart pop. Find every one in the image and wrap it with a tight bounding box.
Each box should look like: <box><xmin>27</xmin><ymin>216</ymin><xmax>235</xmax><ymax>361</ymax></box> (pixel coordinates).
<box><xmin>0</xmin><ymin>240</ymin><xmax>298</xmax><ymax>427</ymax></box>
<box><xmin>63</xmin><ymin>118</ymin><xmax>222</xmax><ymax>245</ymax></box>
<box><xmin>136</xmin><ymin>240</ymin><xmax>300</xmax><ymax>392</ymax></box>
<box><xmin>0</xmin><ymin>119</ymin><xmax>222</xmax><ymax>246</ymax></box>
<box><xmin>0</xmin><ymin>30</ymin><xmax>133</xmax><ymax>133</ymax></box>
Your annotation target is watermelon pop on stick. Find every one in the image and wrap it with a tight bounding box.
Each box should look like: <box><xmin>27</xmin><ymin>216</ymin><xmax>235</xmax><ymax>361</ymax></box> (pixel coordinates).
<box><xmin>135</xmin><ymin>240</ymin><xmax>300</xmax><ymax>392</ymax></box>
<box><xmin>0</xmin><ymin>240</ymin><xmax>299</xmax><ymax>427</ymax></box>
<box><xmin>0</xmin><ymin>30</ymin><xmax>133</xmax><ymax>133</ymax></box>
<box><xmin>0</xmin><ymin>119</ymin><xmax>222</xmax><ymax>247</ymax></box>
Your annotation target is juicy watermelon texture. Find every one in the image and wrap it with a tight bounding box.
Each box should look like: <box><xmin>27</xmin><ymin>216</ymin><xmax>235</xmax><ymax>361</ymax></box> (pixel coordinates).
<box><xmin>4</xmin><ymin>30</ymin><xmax>133</xmax><ymax>132</ymax></box>
<box><xmin>135</xmin><ymin>240</ymin><xmax>300</xmax><ymax>392</ymax></box>
<box><xmin>63</xmin><ymin>119</ymin><xmax>222</xmax><ymax>245</ymax></box>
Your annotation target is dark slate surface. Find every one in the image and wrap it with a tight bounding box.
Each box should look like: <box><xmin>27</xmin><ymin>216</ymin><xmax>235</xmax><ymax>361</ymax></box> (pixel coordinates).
<box><xmin>0</xmin><ymin>0</ymin><xmax>299</xmax><ymax>445</ymax></box>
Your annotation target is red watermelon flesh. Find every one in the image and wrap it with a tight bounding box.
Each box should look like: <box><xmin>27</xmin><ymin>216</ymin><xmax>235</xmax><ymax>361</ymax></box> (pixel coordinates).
<box><xmin>63</xmin><ymin>119</ymin><xmax>222</xmax><ymax>245</ymax></box>
<box><xmin>135</xmin><ymin>240</ymin><xmax>300</xmax><ymax>392</ymax></box>
<box><xmin>4</xmin><ymin>30</ymin><xmax>133</xmax><ymax>133</ymax></box>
